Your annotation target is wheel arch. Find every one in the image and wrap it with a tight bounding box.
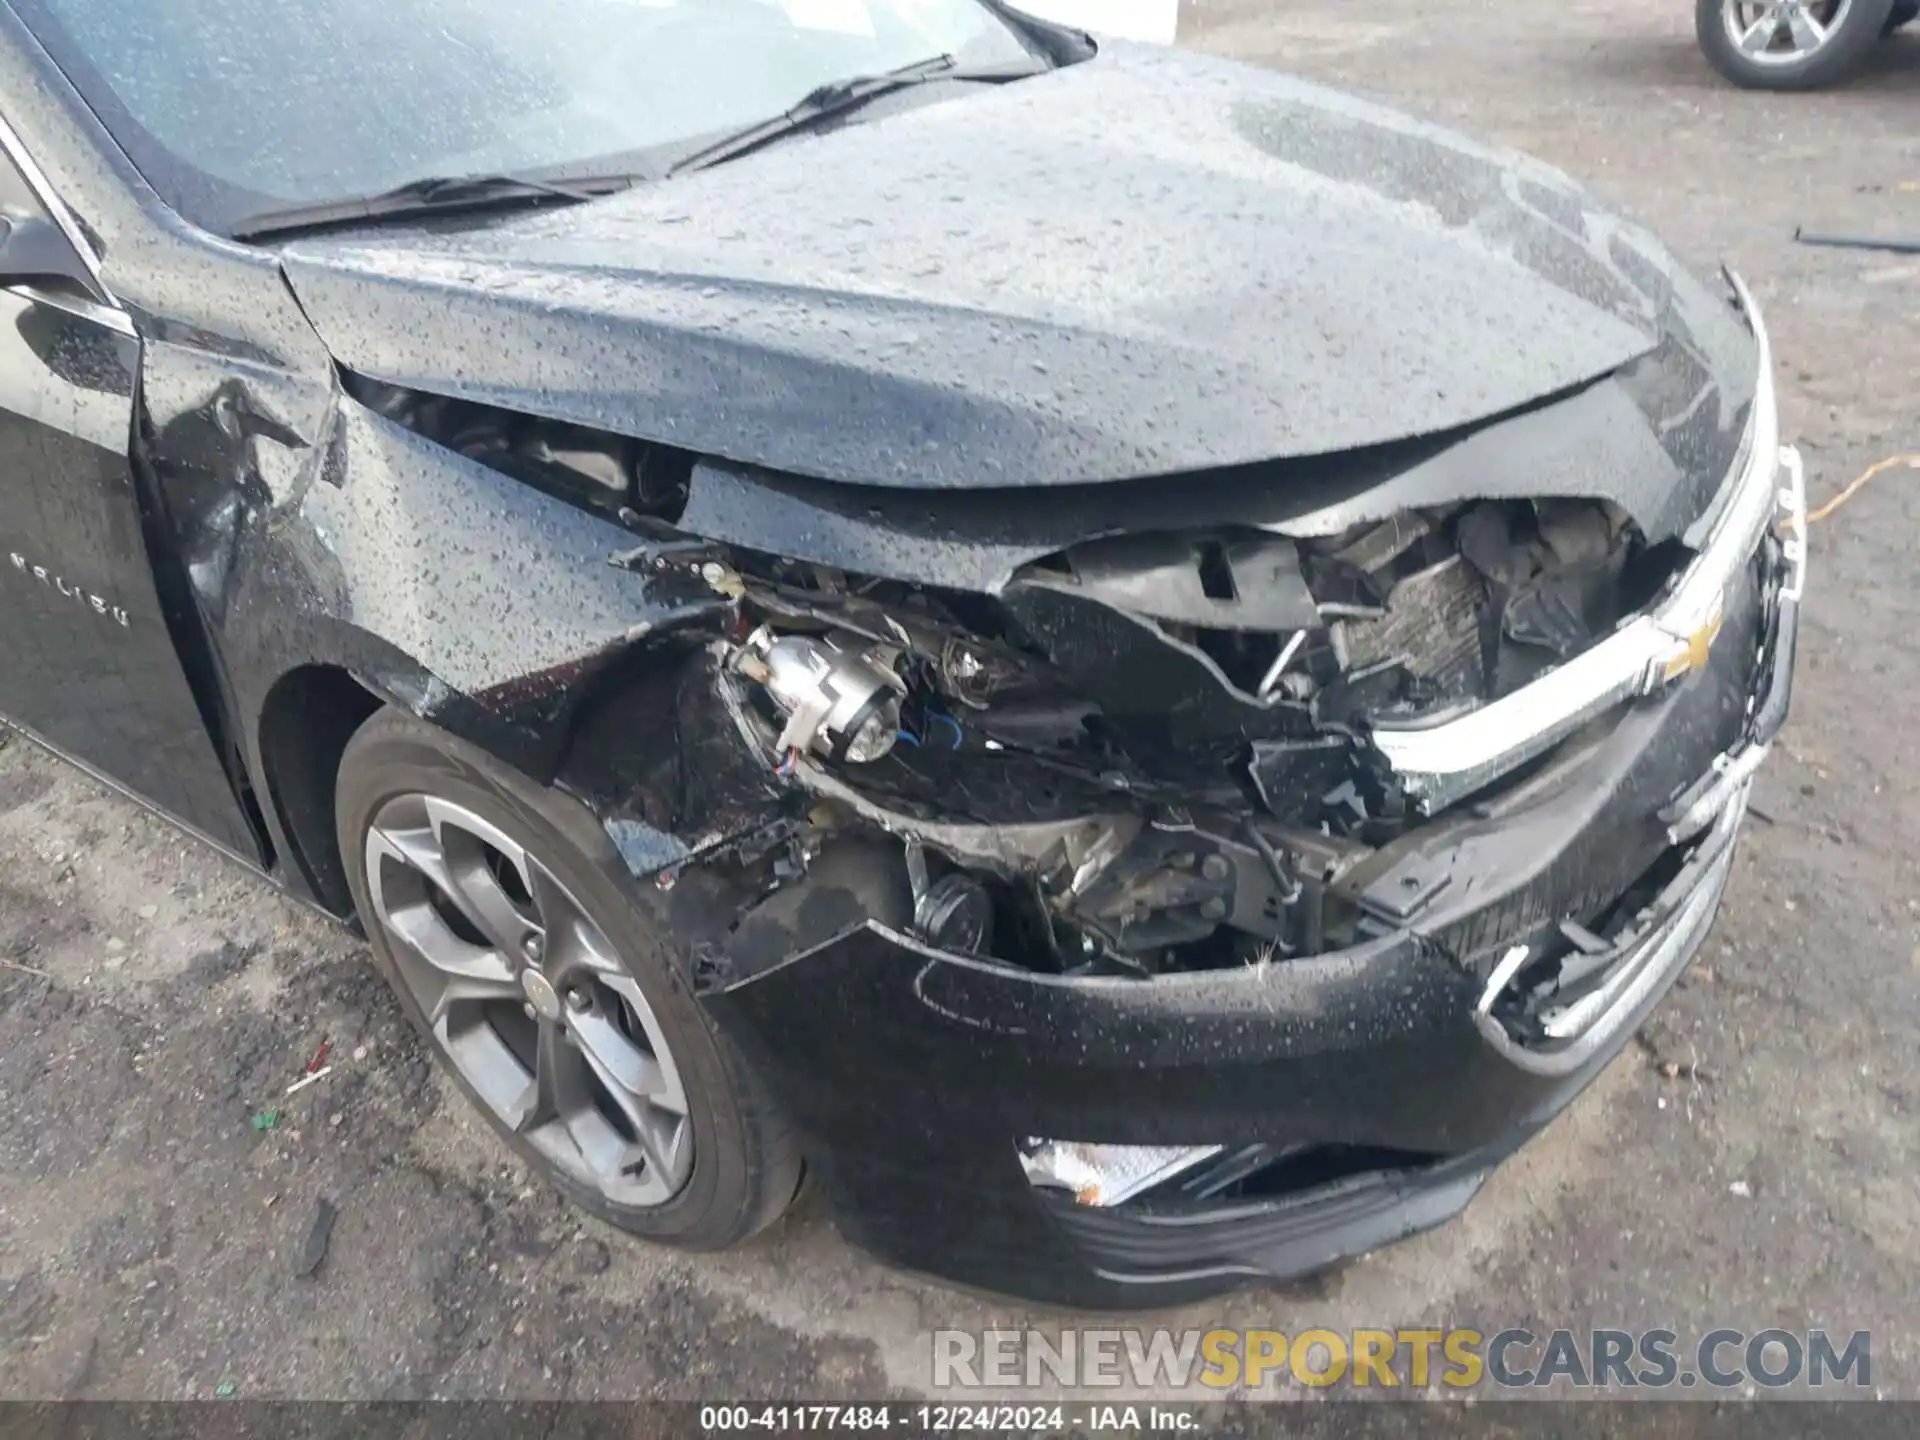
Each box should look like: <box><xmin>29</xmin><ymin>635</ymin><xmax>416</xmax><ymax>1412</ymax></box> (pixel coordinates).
<box><xmin>249</xmin><ymin>633</ymin><xmax>730</xmax><ymax>921</ymax></box>
<box><xmin>255</xmin><ymin>663</ymin><xmax>386</xmax><ymax>918</ymax></box>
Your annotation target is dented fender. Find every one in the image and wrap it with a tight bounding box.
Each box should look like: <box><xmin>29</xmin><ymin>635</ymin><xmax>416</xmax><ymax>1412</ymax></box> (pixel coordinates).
<box><xmin>134</xmin><ymin>337</ymin><xmax>736</xmax><ymax>909</ymax></box>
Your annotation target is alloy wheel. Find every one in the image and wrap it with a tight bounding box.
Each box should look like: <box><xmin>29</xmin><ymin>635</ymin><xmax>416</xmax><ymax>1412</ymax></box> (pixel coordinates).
<box><xmin>364</xmin><ymin>793</ymin><xmax>694</xmax><ymax>1207</ymax></box>
<box><xmin>1721</xmin><ymin>0</ymin><xmax>1855</xmax><ymax>62</ymax></box>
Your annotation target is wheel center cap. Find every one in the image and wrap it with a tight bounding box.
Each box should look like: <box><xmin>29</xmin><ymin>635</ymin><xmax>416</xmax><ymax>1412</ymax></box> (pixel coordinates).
<box><xmin>520</xmin><ymin>968</ymin><xmax>563</xmax><ymax>1021</ymax></box>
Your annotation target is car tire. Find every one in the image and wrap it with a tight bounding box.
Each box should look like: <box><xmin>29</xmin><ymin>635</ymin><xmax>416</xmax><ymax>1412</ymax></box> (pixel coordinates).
<box><xmin>1696</xmin><ymin>0</ymin><xmax>1897</xmax><ymax>88</ymax></box>
<box><xmin>337</xmin><ymin>706</ymin><xmax>802</xmax><ymax>1249</ymax></box>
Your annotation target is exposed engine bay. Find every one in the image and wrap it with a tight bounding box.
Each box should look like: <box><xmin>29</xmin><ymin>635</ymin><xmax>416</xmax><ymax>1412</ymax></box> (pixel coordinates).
<box><xmin>342</xmin><ymin>274</ymin><xmax>1769</xmax><ymax>985</ymax></box>
<box><xmin>660</xmin><ymin>497</ymin><xmax>1684</xmax><ymax>979</ymax></box>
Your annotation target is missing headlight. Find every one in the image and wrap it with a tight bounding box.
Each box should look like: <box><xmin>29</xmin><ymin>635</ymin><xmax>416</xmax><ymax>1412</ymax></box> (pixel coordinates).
<box><xmin>698</xmin><ymin>480</ymin><xmax>1689</xmax><ymax>979</ymax></box>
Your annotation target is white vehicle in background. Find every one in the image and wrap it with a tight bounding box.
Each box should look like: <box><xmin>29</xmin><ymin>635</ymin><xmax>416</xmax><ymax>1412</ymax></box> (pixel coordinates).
<box><xmin>1011</xmin><ymin>0</ymin><xmax>1178</xmax><ymax>43</ymax></box>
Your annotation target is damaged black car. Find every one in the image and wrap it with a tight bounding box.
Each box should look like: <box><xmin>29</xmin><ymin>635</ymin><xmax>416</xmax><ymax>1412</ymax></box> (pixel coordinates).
<box><xmin>0</xmin><ymin>0</ymin><xmax>1804</xmax><ymax>1306</ymax></box>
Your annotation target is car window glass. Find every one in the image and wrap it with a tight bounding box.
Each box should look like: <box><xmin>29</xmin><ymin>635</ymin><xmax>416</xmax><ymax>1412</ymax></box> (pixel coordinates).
<box><xmin>11</xmin><ymin>0</ymin><xmax>1040</xmax><ymax>235</ymax></box>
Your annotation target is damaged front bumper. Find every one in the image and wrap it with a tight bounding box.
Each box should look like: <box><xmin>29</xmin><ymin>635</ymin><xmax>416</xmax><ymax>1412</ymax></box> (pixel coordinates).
<box><xmin>694</xmin><ymin>451</ymin><xmax>1803</xmax><ymax>1306</ymax></box>
<box><xmin>524</xmin><ymin>271</ymin><xmax>1804</xmax><ymax>1305</ymax></box>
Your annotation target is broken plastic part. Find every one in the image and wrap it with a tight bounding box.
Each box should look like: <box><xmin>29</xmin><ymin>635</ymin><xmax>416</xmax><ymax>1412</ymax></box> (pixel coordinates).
<box><xmin>1019</xmin><ymin>1140</ymin><xmax>1225</xmax><ymax>1207</ymax></box>
<box><xmin>1022</xmin><ymin>531</ymin><xmax>1320</xmax><ymax>633</ymax></box>
<box><xmin>1371</xmin><ymin>278</ymin><xmax>1787</xmax><ymax>814</ymax></box>
<box><xmin>1472</xmin><ymin>788</ymin><xmax>1744</xmax><ymax>1077</ymax></box>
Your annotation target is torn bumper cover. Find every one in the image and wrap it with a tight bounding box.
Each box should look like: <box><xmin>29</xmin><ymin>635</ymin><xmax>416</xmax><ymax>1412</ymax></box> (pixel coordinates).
<box><xmin>605</xmin><ymin>277</ymin><xmax>1800</xmax><ymax>1306</ymax></box>
<box><xmin>700</xmin><ymin>510</ymin><xmax>1798</xmax><ymax>1305</ymax></box>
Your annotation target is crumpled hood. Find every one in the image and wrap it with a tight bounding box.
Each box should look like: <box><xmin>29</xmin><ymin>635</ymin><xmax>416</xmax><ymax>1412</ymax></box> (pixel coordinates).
<box><xmin>279</xmin><ymin>43</ymin><xmax>1748</xmax><ymax>491</ymax></box>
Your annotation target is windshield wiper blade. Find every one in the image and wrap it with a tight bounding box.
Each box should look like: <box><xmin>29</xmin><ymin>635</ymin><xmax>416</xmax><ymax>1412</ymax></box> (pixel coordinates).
<box><xmin>667</xmin><ymin>54</ymin><xmax>1041</xmax><ymax>176</ymax></box>
<box><xmin>231</xmin><ymin>171</ymin><xmax>636</xmax><ymax>241</ymax></box>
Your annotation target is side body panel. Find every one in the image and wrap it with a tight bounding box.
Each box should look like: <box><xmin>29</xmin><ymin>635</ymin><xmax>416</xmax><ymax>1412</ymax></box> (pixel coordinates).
<box><xmin>0</xmin><ymin>114</ymin><xmax>254</xmax><ymax>849</ymax></box>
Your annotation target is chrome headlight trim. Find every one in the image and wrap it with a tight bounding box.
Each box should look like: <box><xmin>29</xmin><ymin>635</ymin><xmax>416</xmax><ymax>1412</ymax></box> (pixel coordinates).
<box><xmin>1373</xmin><ymin>272</ymin><xmax>1791</xmax><ymax>814</ymax></box>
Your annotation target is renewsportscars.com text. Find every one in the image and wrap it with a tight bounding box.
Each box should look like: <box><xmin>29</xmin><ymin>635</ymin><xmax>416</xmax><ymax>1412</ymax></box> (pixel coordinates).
<box><xmin>933</xmin><ymin>1327</ymin><xmax>1872</xmax><ymax>1392</ymax></box>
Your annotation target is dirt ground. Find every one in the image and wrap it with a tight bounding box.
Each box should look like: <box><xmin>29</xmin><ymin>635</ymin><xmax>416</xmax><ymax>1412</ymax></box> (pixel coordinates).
<box><xmin>1</xmin><ymin>0</ymin><xmax>1916</xmax><ymax>1404</ymax></box>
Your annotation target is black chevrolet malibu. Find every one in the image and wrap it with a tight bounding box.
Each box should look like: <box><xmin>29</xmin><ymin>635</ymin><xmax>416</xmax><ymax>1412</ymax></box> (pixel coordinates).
<box><xmin>0</xmin><ymin>0</ymin><xmax>1803</xmax><ymax>1307</ymax></box>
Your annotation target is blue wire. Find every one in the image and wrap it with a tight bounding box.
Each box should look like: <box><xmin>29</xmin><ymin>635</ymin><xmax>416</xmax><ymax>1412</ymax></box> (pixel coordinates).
<box><xmin>930</xmin><ymin>712</ymin><xmax>964</xmax><ymax>749</ymax></box>
<box><xmin>895</xmin><ymin>728</ymin><xmax>921</xmax><ymax>747</ymax></box>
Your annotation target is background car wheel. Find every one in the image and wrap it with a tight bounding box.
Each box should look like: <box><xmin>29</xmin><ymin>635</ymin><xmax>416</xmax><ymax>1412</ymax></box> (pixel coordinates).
<box><xmin>1696</xmin><ymin>0</ymin><xmax>1897</xmax><ymax>87</ymax></box>
<box><xmin>337</xmin><ymin>706</ymin><xmax>802</xmax><ymax>1248</ymax></box>
<box><xmin>1887</xmin><ymin>0</ymin><xmax>1917</xmax><ymax>31</ymax></box>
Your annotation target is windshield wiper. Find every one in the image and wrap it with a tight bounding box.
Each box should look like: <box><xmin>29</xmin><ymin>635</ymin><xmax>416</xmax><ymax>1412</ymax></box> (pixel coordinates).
<box><xmin>667</xmin><ymin>53</ymin><xmax>1045</xmax><ymax>177</ymax></box>
<box><xmin>231</xmin><ymin>171</ymin><xmax>639</xmax><ymax>241</ymax></box>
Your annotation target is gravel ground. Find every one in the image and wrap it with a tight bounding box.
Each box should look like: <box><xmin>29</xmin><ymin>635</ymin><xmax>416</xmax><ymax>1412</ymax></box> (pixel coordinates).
<box><xmin>1</xmin><ymin>0</ymin><xmax>1916</xmax><ymax>1403</ymax></box>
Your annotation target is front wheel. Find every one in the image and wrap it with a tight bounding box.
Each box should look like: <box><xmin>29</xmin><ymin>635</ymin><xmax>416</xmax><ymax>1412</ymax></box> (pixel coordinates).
<box><xmin>1696</xmin><ymin>0</ymin><xmax>1898</xmax><ymax>88</ymax></box>
<box><xmin>337</xmin><ymin>707</ymin><xmax>802</xmax><ymax>1249</ymax></box>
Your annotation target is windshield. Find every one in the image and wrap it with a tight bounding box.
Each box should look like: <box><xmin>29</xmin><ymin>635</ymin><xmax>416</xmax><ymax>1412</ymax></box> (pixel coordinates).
<box><xmin>14</xmin><ymin>0</ymin><xmax>1040</xmax><ymax>235</ymax></box>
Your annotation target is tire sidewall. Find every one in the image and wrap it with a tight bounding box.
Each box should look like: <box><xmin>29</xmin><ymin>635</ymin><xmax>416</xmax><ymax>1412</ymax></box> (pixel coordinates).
<box><xmin>337</xmin><ymin>709</ymin><xmax>785</xmax><ymax>1248</ymax></box>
